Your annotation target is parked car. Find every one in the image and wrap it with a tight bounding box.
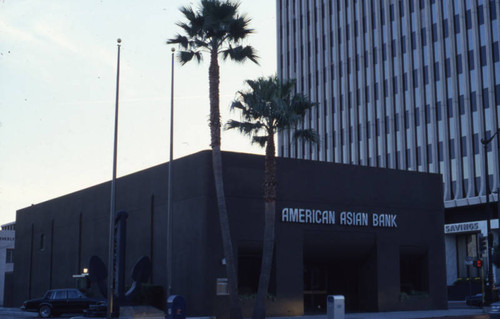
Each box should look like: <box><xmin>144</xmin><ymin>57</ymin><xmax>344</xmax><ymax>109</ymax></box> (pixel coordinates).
<box><xmin>20</xmin><ymin>288</ymin><xmax>104</xmax><ymax>318</ymax></box>
<box><xmin>465</xmin><ymin>289</ymin><xmax>500</xmax><ymax>307</ymax></box>
<box><xmin>490</xmin><ymin>301</ymin><xmax>500</xmax><ymax>318</ymax></box>
<box><xmin>465</xmin><ymin>293</ymin><xmax>484</xmax><ymax>306</ymax></box>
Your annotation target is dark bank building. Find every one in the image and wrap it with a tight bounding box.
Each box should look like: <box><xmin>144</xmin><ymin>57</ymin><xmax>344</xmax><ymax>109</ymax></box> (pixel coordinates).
<box><xmin>11</xmin><ymin>151</ymin><xmax>447</xmax><ymax>316</ymax></box>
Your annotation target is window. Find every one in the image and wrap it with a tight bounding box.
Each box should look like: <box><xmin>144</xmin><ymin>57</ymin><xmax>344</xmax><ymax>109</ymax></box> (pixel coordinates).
<box><xmin>432</xmin><ymin>23</ymin><xmax>438</xmax><ymax>42</ymax></box>
<box><xmin>450</xmin><ymin>139</ymin><xmax>455</xmax><ymax>159</ymax></box>
<box><xmin>483</xmin><ymin>88</ymin><xmax>490</xmax><ymax>108</ymax></box>
<box><xmin>466</xmin><ymin>10</ymin><xmax>472</xmax><ymax>29</ymax></box>
<box><xmin>51</xmin><ymin>290</ymin><xmax>67</xmax><ymax>300</ymax></box>
<box><xmin>474</xmin><ymin>133</ymin><xmax>480</xmax><ymax>154</ymax></box>
<box><xmin>494</xmin><ymin>42</ymin><xmax>499</xmax><ymax>63</ymax></box>
<box><xmin>5</xmin><ymin>249</ymin><xmax>13</xmax><ymax>264</ymax></box>
<box><xmin>462</xmin><ymin>136</ymin><xmax>467</xmax><ymax>156</ymax></box>
<box><xmin>459</xmin><ymin>95</ymin><xmax>465</xmax><ymax>114</ymax></box>
<box><xmin>67</xmin><ymin>290</ymin><xmax>81</xmax><ymax>299</ymax></box>
<box><xmin>434</xmin><ymin>62</ymin><xmax>440</xmax><ymax>80</ymax></box>
<box><xmin>481</xmin><ymin>46</ymin><xmax>487</xmax><ymax>67</ymax></box>
<box><xmin>478</xmin><ymin>5</ymin><xmax>484</xmax><ymax>25</ymax></box>
<box><xmin>469</xmin><ymin>50</ymin><xmax>475</xmax><ymax>70</ymax></box>
<box><xmin>457</xmin><ymin>54</ymin><xmax>463</xmax><ymax>74</ymax></box>
<box><xmin>471</xmin><ymin>91</ymin><xmax>477</xmax><ymax>111</ymax></box>
<box><xmin>454</xmin><ymin>14</ymin><xmax>460</xmax><ymax>33</ymax></box>
<box><xmin>445</xmin><ymin>58</ymin><xmax>451</xmax><ymax>78</ymax></box>
<box><xmin>443</xmin><ymin>19</ymin><xmax>449</xmax><ymax>37</ymax></box>
<box><xmin>496</xmin><ymin>84</ymin><xmax>500</xmax><ymax>105</ymax></box>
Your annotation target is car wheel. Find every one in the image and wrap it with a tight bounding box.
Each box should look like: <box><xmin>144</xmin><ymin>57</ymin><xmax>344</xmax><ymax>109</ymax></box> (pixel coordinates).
<box><xmin>39</xmin><ymin>305</ymin><xmax>52</xmax><ymax>318</ymax></box>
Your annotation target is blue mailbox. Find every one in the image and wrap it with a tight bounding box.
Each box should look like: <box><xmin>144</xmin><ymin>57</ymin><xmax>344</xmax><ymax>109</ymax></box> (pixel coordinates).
<box><xmin>166</xmin><ymin>295</ymin><xmax>186</xmax><ymax>319</ymax></box>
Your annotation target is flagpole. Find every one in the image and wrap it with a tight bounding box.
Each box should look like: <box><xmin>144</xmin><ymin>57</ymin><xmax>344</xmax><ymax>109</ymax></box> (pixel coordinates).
<box><xmin>167</xmin><ymin>47</ymin><xmax>175</xmax><ymax>298</ymax></box>
<box><xmin>107</xmin><ymin>38</ymin><xmax>121</xmax><ymax>319</ymax></box>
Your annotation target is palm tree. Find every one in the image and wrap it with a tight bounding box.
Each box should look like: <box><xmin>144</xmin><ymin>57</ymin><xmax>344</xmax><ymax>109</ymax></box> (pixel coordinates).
<box><xmin>226</xmin><ymin>75</ymin><xmax>317</xmax><ymax>319</ymax></box>
<box><xmin>168</xmin><ymin>1</ymin><xmax>257</xmax><ymax>318</ymax></box>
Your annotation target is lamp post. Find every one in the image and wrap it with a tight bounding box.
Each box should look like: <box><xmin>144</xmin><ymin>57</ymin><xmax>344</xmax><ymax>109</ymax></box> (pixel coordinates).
<box><xmin>107</xmin><ymin>38</ymin><xmax>121</xmax><ymax>319</ymax></box>
<box><xmin>166</xmin><ymin>48</ymin><xmax>175</xmax><ymax>298</ymax></box>
<box><xmin>481</xmin><ymin>128</ymin><xmax>500</xmax><ymax>304</ymax></box>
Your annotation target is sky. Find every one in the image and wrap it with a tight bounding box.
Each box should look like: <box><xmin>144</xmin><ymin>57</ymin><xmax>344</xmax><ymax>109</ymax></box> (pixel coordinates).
<box><xmin>0</xmin><ymin>0</ymin><xmax>277</xmax><ymax>226</ymax></box>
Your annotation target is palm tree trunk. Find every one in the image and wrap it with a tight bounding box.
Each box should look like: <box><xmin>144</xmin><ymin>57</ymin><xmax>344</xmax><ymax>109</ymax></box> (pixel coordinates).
<box><xmin>209</xmin><ymin>50</ymin><xmax>242</xmax><ymax>319</ymax></box>
<box><xmin>253</xmin><ymin>134</ymin><xmax>276</xmax><ymax>319</ymax></box>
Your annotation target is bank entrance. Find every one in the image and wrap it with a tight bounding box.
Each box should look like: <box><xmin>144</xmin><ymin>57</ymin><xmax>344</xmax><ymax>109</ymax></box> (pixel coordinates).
<box><xmin>303</xmin><ymin>231</ymin><xmax>377</xmax><ymax>313</ymax></box>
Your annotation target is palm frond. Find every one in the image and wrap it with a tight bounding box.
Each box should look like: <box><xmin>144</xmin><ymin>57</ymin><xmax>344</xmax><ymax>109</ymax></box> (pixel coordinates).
<box><xmin>203</xmin><ymin>0</ymin><xmax>238</xmax><ymax>38</ymax></box>
<box><xmin>179</xmin><ymin>6</ymin><xmax>197</xmax><ymax>22</ymax></box>
<box><xmin>251</xmin><ymin>135</ymin><xmax>268</xmax><ymax>147</ymax></box>
<box><xmin>169</xmin><ymin>0</ymin><xmax>255</xmax><ymax>65</ymax></box>
<box><xmin>177</xmin><ymin>6</ymin><xmax>205</xmax><ymax>41</ymax></box>
<box><xmin>178</xmin><ymin>50</ymin><xmax>202</xmax><ymax>65</ymax></box>
<box><xmin>293</xmin><ymin>129</ymin><xmax>319</xmax><ymax>143</ymax></box>
<box><xmin>227</xmin><ymin>74</ymin><xmax>319</xmax><ymax>149</ymax></box>
<box><xmin>222</xmin><ymin>45</ymin><xmax>259</xmax><ymax>64</ymax></box>
<box><xmin>227</xmin><ymin>16</ymin><xmax>254</xmax><ymax>41</ymax></box>
<box><xmin>225</xmin><ymin>119</ymin><xmax>264</xmax><ymax>135</ymax></box>
<box><xmin>167</xmin><ymin>34</ymin><xmax>190</xmax><ymax>49</ymax></box>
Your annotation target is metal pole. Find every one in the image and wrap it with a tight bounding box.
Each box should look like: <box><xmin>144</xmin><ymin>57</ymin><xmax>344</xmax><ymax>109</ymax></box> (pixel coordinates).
<box><xmin>496</xmin><ymin>129</ymin><xmax>500</xmax><ymax>262</ymax></box>
<box><xmin>107</xmin><ymin>38</ymin><xmax>121</xmax><ymax>319</ymax></box>
<box><xmin>166</xmin><ymin>48</ymin><xmax>175</xmax><ymax>298</ymax></box>
<box><xmin>481</xmin><ymin>130</ymin><xmax>499</xmax><ymax>304</ymax></box>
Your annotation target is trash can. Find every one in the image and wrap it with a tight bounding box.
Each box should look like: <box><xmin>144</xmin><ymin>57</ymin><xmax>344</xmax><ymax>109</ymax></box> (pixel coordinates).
<box><xmin>327</xmin><ymin>295</ymin><xmax>345</xmax><ymax>319</ymax></box>
<box><xmin>166</xmin><ymin>295</ymin><xmax>186</xmax><ymax>319</ymax></box>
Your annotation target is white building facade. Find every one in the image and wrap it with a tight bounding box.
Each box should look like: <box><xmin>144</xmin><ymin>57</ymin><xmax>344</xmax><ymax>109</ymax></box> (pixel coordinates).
<box><xmin>277</xmin><ymin>0</ymin><xmax>500</xmax><ymax>288</ymax></box>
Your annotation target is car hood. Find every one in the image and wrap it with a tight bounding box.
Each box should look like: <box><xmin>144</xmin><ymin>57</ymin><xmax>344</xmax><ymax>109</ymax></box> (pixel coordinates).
<box><xmin>23</xmin><ymin>297</ymin><xmax>44</xmax><ymax>304</ymax></box>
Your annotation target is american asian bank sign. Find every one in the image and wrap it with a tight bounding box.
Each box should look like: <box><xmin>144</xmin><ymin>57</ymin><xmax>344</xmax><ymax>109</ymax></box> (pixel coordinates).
<box><xmin>281</xmin><ymin>207</ymin><xmax>398</xmax><ymax>228</ymax></box>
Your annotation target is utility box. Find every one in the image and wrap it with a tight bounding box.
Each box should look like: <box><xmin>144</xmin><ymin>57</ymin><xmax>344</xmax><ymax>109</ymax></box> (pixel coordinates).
<box><xmin>166</xmin><ymin>295</ymin><xmax>186</xmax><ymax>319</ymax></box>
<box><xmin>327</xmin><ymin>295</ymin><xmax>345</xmax><ymax>319</ymax></box>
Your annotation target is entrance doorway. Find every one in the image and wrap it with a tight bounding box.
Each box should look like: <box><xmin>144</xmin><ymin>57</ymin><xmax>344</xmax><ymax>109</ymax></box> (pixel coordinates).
<box><xmin>303</xmin><ymin>231</ymin><xmax>377</xmax><ymax>313</ymax></box>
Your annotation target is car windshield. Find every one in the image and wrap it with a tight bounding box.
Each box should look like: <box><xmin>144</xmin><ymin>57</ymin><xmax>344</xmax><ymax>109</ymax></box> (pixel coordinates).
<box><xmin>44</xmin><ymin>291</ymin><xmax>54</xmax><ymax>299</ymax></box>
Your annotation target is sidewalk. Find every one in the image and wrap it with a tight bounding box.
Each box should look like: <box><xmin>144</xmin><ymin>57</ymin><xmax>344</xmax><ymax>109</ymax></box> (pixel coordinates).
<box><xmin>0</xmin><ymin>304</ymin><xmax>488</xmax><ymax>319</ymax></box>
<box><xmin>0</xmin><ymin>307</ymin><xmax>37</xmax><ymax>317</ymax></box>
<box><xmin>268</xmin><ymin>301</ymin><xmax>487</xmax><ymax>319</ymax></box>
<box><xmin>268</xmin><ymin>310</ymin><xmax>486</xmax><ymax>319</ymax></box>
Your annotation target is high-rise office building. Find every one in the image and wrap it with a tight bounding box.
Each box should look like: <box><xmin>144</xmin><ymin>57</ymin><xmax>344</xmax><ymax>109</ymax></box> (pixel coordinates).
<box><xmin>277</xmin><ymin>0</ymin><xmax>500</xmax><ymax>287</ymax></box>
